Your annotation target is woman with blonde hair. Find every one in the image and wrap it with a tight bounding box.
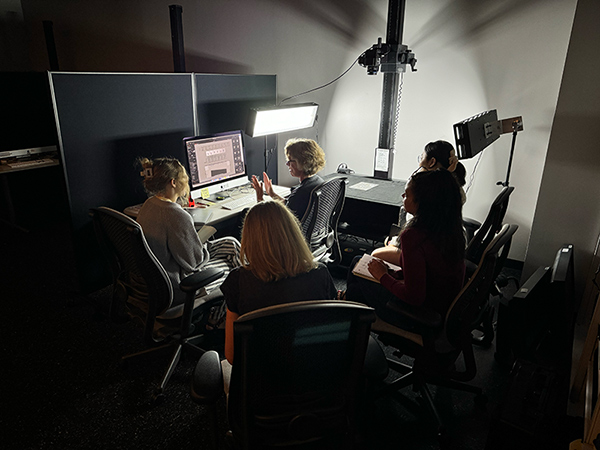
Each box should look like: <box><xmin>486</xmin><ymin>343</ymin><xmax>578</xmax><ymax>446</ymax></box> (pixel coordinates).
<box><xmin>221</xmin><ymin>200</ymin><xmax>337</xmax><ymax>363</ymax></box>
<box><xmin>251</xmin><ymin>138</ymin><xmax>326</xmax><ymax>219</ymax></box>
<box><xmin>136</xmin><ymin>156</ymin><xmax>241</xmax><ymax>325</ymax></box>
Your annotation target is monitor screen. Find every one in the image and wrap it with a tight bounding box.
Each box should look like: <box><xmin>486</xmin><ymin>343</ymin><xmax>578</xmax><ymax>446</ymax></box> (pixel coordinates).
<box><xmin>183</xmin><ymin>130</ymin><xmax>248</xmax><ymax>199</ymax></box>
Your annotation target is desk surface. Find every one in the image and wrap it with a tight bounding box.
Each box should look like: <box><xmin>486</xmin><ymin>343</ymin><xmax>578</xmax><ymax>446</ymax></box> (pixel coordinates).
<box><xmin>124</xmin><ymin>184</ymin><xmax>291</xmax><ymax>228</ymax></box>
<box><xmin>324</xmin><ymin>173</ymin><xmax>405</xmax><ymax>206</ymax></box>
<box><xmin>0</xmin><ymin>146</ymin><xmax>60</xmax><ymax>174</ymax></box>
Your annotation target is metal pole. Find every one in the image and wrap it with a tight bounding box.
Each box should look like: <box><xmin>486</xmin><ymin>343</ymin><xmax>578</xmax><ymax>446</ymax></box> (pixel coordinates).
<box><xmin>374</xmin><ymin>0</ymin><xmax>405</xmax><ymax>180</ymax></box>
<box><xmin>169</xmin><ymin>5</ymin><xmax>186</xmax><ymax>73</ymax></box>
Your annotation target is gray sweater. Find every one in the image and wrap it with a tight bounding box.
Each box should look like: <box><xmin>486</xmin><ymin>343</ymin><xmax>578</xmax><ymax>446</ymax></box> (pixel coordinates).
<box><xmin>137</xmin><ymin>196</ymin><xmax>210</xmax><ymax>306</ymax></box>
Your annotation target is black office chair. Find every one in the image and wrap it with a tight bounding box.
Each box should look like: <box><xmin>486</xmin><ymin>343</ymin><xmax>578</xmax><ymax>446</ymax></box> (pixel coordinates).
<box><xmin>465</xmin><ymin>186</ymin><xmax>515</xmax><ymax>346</ymax></box>
<box><xmin>370</xmin><ymin>224</ymin><xmax>519</xmax><ymax>440</ymax></box>
<box><xmin>465</xmin><ymin>186</ymin><xmax>514</xmax><ymax>268</ymax></box>
<box><xmin>191</xmin><ymin>300</ymin><xmax>375</xmax><ymax>449</ymax></box>
<box><xmin>90</xmin><ymin>206</ymin><xmax>225</xmax><ymax>404</ymax></box>
<box><xmin>300</xmin><ymin>176</ymin><xmax>347</xmax><ymax>265</ymax></box>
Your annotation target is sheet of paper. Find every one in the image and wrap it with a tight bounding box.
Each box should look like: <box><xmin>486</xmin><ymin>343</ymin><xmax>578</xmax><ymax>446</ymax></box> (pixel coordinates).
<box><xmin>375</xmin><ymin>148</ymin><xmax>389</xmax><ymax>172</ymax></box>
<box><xmin>349</xmin><ymin>181</ymin><xmax>378</xmax><ymax>191</ymax></box>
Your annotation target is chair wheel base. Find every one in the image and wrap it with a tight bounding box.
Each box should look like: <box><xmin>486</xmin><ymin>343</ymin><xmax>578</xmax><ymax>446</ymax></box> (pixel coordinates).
<box><xmin>151</xmin><ymin>390</ymin><xmax>165</xmax><ymax>406</ymax></box>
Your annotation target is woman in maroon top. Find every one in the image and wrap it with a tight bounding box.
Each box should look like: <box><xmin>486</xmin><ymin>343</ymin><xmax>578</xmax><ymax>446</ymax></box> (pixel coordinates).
<box><xmin>345</xmin><ymin>169</ymin><xmax>465</xmax><ymax>326</ymax></box>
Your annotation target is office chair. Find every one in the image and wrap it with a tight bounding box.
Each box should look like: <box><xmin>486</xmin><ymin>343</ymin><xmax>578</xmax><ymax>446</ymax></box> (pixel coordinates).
<box><xmin>90</xmin><ymin>206</ymin><xmax>225</xmax><ymax>404</ymax></box>
<box><xmin>465</xmin><ymin>186</ymin><xmax>515</xmax><ymax>346</ymax></box>
<box><xmin>300</xmin><ymin>176</ymin><xmax>347</xmax><ymax>265</ymax></box>
<box><xmin>466</xmin><ymin>186</ymin><xmax>514</xmax><ymax>267</ymax></box>
<box><xmin>370</xmin><ymin>224</ymin><xmax>518</xmax><ymax>441</ymax></box>
<box><xmin>191</xmin><ymin>300</ymin><xmax>375</xmax><ymax>450</ymax></box>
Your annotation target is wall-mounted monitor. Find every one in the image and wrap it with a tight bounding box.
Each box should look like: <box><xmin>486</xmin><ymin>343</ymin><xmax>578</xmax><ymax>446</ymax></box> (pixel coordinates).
<box><xmin>184</xmin><ymin>130</ymin><xmax>248</xmax><ymax>199</ymax></box>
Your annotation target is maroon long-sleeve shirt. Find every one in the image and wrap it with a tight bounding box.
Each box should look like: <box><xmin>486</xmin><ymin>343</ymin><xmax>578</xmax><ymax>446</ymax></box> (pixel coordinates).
<box><xmin>379</xmin><ymin>227</ymin><xmax>465</xmax><ymax>315</ymax></box>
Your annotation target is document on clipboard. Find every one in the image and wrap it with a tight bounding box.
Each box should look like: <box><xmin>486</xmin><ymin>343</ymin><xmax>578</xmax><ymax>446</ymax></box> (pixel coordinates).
<box><xmin>352</xmin><ymin>254</ymin><xmax>401</xmax><ymax>283</ymax></box>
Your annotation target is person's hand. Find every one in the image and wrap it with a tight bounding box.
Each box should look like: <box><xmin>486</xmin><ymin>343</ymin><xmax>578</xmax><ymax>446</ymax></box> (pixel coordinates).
<box><xmin>262</xmin><ymin>172</ymin><xmax>275</xmax><ymax>198</ymax></box>
<box><xmin>367</xmin><ymin>258</ymin><xmax>389</xmax><ymax>281</ymax></box>
<box><xmin>251</xmin><ymin>175</ymin><xmax>264</xmax><ymax>202</ymax></box>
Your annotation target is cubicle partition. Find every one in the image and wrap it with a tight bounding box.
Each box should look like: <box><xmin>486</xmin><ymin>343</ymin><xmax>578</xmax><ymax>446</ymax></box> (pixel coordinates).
<box><xmin>50</xmin><ymin>72</ymin><xmax>276</xmax><ymax>293</ymax></box>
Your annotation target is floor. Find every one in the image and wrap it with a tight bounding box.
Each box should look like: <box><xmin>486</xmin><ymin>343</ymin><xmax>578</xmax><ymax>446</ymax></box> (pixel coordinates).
<box><xmin>2</xmin><ymin>216</ymin><xmax>583</xmax><ymax>449</ymax></box>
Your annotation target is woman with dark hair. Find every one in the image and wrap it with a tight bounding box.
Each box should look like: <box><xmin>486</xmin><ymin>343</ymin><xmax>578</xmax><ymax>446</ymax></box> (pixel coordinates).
<box><xmin>372</xmin><ymin>140</ymin><xmax>467</xmax><ymax>265</ymax></box>
<box><xmin>136</xmin><ymin>157</ymin><xmax>241</xmax><ymax>325</ymax></box>
<box><xmin>417</xmin><ymin>140</ymin><xmax>466</xmax><ymax>201</ymax></box>
<box><xmin>344</xmin><ymin>169</ymin><xmax>465</xmax><ymax>322</ymax></box>
<box><xmin>251</xmin><ymin>138</ymin><xmax>326</xmax><ymax>220</ymax></box>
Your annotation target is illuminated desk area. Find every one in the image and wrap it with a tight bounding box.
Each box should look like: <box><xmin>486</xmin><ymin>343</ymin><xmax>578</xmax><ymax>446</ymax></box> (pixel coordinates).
<box><xmin>124</xmin><ymin>183</ymin><xmax>291</xmax><ymax>230</ymax></box>
<box><xmin>324</xmin><ymin>173</ymin><xmax>405</xmax><ymax>242</ymax></box>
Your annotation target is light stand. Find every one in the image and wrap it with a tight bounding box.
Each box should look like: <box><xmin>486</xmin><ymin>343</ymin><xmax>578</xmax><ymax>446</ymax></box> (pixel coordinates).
<box><xmin>498</xmin><ymin>117</ymin><xmax>523</xmax><ymax>187</ymax></box>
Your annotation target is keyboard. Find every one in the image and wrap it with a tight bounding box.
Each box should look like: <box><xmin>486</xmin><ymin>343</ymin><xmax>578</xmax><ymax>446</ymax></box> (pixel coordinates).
<box><xmin>272</xmin><ymin>185</ymin><xmax>291</xmax><ymax>198</ymax></box>
<box><xmin>221</xmin><ymin>195</ymin><xmax>257</xmax><ymax>210</ymax></box>
<box><xmin>7</xmin><ymin>158</ymin><xmax>56</xmax><ymax>169</ymax></box>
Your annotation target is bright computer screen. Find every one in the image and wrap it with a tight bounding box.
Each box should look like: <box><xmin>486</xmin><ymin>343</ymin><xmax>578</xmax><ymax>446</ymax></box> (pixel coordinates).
<box><xmin>183</xmin><ymin>130</ymin><xmax>248</xmax><ymax>198</ymax></box>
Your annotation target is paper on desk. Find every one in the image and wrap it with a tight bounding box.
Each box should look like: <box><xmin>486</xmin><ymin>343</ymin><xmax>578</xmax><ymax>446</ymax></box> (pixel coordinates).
<box><xmin>349</xmin><ymin>181</ymin><xmax>378</xmax><ymax>191</ymax></box>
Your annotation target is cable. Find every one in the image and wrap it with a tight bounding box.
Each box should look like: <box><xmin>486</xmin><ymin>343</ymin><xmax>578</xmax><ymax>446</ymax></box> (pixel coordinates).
<box><xmin>279</xmin><ymin>55</ymin><xmax>361</xmax><ymax>105</ymax></box>
<box><xmin>392</xmin><ymin>72</ymin><xmax>404</xmax><ymax>150</ymax></box>
<box><xmin>465</xmin><ymin>151</ymin><xmax>484</xmax><ymax>194</ymax></box>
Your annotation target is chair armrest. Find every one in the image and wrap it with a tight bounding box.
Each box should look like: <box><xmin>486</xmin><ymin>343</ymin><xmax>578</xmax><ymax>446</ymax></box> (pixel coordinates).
<box><xmin>363</xmin><ymin>335</ymin><xmax>389</xmax><ymax>381</ymax></box>
<box><xmin>384</xmin><ymin>300</ymin><xmax>442</xmax><ymax>329</ymax></box>
<box><xmin>463</xmin><ymin>217</ymin><xmax>481</xmax><ymax>230</ymax></box>
<box><xmin>180</xmin><ymin>268</ymin><xmax>224</xmax><ymax>294</ymax></box>
<box><xmin>190</xmin><ymin>350</ymin><xmax>224</xmax><ymax>405</ymax></box>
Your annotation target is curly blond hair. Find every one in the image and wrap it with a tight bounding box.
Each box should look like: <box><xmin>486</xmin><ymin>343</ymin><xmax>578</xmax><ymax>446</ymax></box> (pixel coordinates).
<box><xmin>284</xmin><ymin>138</ymin><xmax>326</xmax><ymax>177</ymax></box>
<box><xmin>137</xmin><ymin>156</ymin><xmax>190</xmax><ymax>205</ymax></box>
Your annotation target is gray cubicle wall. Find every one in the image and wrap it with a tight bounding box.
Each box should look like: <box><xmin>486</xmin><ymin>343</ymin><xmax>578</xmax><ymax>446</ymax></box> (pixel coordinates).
<box><xmin>50</xmin><ymin>72</ymin><xmax>276</xmax><ymax>293</ymax></box>
<box><xmin>195</xmin><ymin>74</ymin><xmax>278</xmax><ymax>178</ymax></box>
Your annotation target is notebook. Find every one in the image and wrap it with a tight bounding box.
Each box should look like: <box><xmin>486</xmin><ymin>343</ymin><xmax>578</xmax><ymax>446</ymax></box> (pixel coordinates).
<box><xmin>351</xmin><ymin>254</ymin><xmax>401</xmax><ymax>283</ymax></box>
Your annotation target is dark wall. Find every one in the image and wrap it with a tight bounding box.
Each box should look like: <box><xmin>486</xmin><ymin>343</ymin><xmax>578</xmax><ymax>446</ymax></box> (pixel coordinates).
<box><xmin>50</xmin><ymin>72</ymin><xmax>276</xmax><ymax>293</ymax></box>
<box><xmin>195</xmin><ymin>74</ymin><xmax>278</xmax><ymax>180</ymax></box>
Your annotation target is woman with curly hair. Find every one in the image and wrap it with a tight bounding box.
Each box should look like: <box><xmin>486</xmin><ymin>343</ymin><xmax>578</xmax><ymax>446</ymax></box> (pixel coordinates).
<box><xmin>136</xmin><ymin>157</ymin><xmax>241</xmax><ymax>325</ymax></box>
<box><xmin>250</xmin><ymin>138</ymin><xmax>326</xmax><ymax>219</ymax></box>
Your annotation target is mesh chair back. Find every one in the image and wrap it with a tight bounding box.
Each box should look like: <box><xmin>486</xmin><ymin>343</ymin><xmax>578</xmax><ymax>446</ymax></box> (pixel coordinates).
<box><xmin>91</xmin><ymin>207</ymin><xmax>173</xmax><ymax>336</ymax></box>
<box><xmin>228</xmin><ymin>300</ymin><xmax>374</xmax><ymax>448</ymax></box>
<box><xmin>300</xmin><ymin>177</ymin><xmax>347</xmax><ymax>264</ymax></box>
<box><xmin>442</xmin><ymin>224</ymin><xmax>518</xmax><ymax>379</ymax></box>
<box><xmin>465</xmin><ymin>186</ymin><xmax>514</xmax><ymax>265</ymax></box>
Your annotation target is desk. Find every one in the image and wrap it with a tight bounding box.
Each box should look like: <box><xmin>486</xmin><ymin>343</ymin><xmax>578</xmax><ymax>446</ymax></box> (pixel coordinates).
<box><xmin>124</xmin><ymin>184</ymin><xmax>291</xmax><ymax>230</ymax></box>
<box><xmin>324</xmin><ymin>173</ymin><xmax>406</xmax><ymax>242</ymax></box>
<box><xmin>0</xmin><ymin>147</ymin><xmax>60</xmax><ymax>230</ymax></box>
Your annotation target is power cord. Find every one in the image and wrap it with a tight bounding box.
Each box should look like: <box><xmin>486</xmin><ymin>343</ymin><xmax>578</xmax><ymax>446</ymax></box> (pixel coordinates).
<box><xmin>279</xmin><ymin>56</ymin><xmax>361</xmax><ymax>105</ymax></box>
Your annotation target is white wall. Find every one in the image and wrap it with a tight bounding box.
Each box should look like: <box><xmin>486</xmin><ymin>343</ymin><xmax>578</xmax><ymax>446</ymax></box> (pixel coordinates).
<box><xmin>523</xmin><ymin>0</ymin><xmax>600</xmax><ymax>302</ymax></box>
<box><xmin>8</xmin><ymin>0</ymin><xmax>579</xmax><ymax>263</ymax></box>
<box><xmin>324</xmin><ymin>0</ymin><xmax>577</xmax><ymax>263</ymax></box>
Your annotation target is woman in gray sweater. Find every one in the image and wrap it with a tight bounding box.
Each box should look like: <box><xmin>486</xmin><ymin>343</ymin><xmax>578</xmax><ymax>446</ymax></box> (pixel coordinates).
<box><xmin>136</xmin><ymin>157</ymin><xmax>240</xmax><ymax>325</ymax></box>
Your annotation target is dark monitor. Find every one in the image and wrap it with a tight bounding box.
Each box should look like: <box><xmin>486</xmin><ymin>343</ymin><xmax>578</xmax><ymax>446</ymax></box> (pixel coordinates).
<box><xmin>183</xmin><ymin>130</ymin><xmax>248</xmax><ymax>199</ymax></box>
<box><xmin>453</xmin><ymin>109</ymin><xmax>500</xmax><ymax>159</ymax></box>
<box><xmin>505</xmin><ymin>266</ymin><xmax>552</xmax><ymax>363</ymax></box>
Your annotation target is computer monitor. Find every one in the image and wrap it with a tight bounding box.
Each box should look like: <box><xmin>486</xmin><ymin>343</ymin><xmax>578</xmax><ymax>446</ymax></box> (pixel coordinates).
<box><xmin>183</xmin><ymin>130</ymin><xmax>248</xmax><ymax>199</ymax></box>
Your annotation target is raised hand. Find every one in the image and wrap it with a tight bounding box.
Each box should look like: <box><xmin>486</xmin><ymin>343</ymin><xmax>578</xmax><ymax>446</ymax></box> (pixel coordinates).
<box><xmin>251</xmin><ymin>174</ymin><xmax>264</xmax><ymax>202</ymax></box>
<box><xmin>262</xmin><ymin>172</ymin><xmax>275</xmax><ymax>198</ymax></box>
